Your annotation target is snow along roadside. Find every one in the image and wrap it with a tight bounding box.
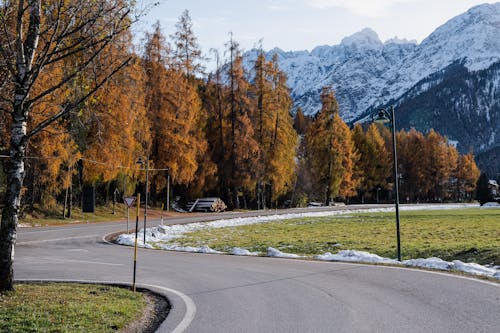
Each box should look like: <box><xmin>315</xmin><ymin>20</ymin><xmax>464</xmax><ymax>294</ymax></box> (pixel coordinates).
<box><xmin>115</xmin><ymin>204</ymin><xmax>499</xmax><ymax>280</ymax></box>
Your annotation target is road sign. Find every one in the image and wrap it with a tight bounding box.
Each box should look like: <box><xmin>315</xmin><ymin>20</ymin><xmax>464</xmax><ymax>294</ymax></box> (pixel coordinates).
<box><xmin>124</xmin><ymin>196</ymin><xmax>136</xmax><ymax>208</ymax></box>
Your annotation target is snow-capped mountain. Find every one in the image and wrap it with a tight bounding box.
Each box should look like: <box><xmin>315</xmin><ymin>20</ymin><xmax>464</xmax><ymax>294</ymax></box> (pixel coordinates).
<box><xmin>243</xmin><ymin>3</ymin><xmax>500</xmax><ymax>172</ymax></box>
<box><xmin>244</xmin><ymin>27</ymin><xmax>417</xmax><ymax>122</ymax></box>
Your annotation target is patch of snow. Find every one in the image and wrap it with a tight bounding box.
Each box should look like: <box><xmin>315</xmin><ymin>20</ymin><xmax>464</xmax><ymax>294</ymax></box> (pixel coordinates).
<box><xmin>319</xmin><ymin>252</ymin><xmax>499</xmax><ymax>279</ymax></box>
<box><xmin>403</xmin><ymin>257</ymin><xmax>498</xmax><ymax>279</ymax></box>
<box><xmin>385</xmin><ymin>37</ymin><xmax>417</xmax><ymax>45</ymax></box>
<box><xmin>116</xmin><ymin>233</ymin><xmax>137</xmax><ymax>246</ymax></box>
<box><xmin>157</xmin><ymin>244</ymin><xmax>223</xmax><ymax>254</ymax></box>
<box><xmin>404</xmin><ymin>257</ymin><xmax>453</xmax><ymax>270</ymax></box>
<box><xmin>482</xmin><ymin>202</ymin><xmax>500</xmax><ymax>207</ymax></box>
<box><xmin>115</xmin><ymin>233</ymin><xmax>154</xmax><ymax>249</ymax></box>
<box><xmin>340</xmin><ymin>28</ymin><xmax>383</xmax><ymax>50</ymax></box>
<box><xmin>267</xmin><ymin>247</ymin><xmax>302</xmax><ymax>258</ymax></box>
<box><xmin>452</xmin><ymin>260</ymin><xmax>497</xmax><ymax>277</ymax></box>
<box><xmin>401</xmin><ymin>204</ymin><xmax>478</xmax><ymax>211</ymax></box>
<box><xmin>198</xmin><ymin>245</ymin><xmax>223</xmax><ymax>254</ymax></box>
<box><xmin>316</xmin><ymin>250</ymin><xmax>398</xmax><ymax>264</ymax></box>
<box><xmin>232</xmin><ymin>247</ymin><xmax>260</xmax><ymax>256</ymax></box>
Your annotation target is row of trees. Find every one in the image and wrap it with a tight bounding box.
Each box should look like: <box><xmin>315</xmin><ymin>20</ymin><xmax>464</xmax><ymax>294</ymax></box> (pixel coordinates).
<box><xmin>137</xmin><ymin>19</ymin><xmax>299</xmax><ymax>210</ymax></box>
<box><xmin>298</xmin><ymin>87</ymin><xmax>480</xmax><ymax>205</ymax></box>
<box><xmin>0</xmin><ymin>8</ymin><xmax>299</xmax><ymax>214</ymax></box>
<box><xmin>1</xmin><ymin>7</ymin><xmax>482</xmax><ymax>213</ymax></box>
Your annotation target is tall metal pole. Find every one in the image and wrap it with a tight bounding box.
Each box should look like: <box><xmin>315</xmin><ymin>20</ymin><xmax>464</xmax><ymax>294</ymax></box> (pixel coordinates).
<box><xmin>133</xmin><ymin>193</ymin><xmax>140</xmax><ymax>292</ymax></box>
<box><xmin>143</xmin><ymin>157</ymin><xmax>149</xmax><ymax>246</ymax></box>
<box><xmin>167</xmin><ymin>171</ymin><xmax>170</xmax><ymax>212</ymax></box>
<box><xmin>390</xmin><ymin>106</ymin><xmax>401</xmax><ymax>261</ymax></box>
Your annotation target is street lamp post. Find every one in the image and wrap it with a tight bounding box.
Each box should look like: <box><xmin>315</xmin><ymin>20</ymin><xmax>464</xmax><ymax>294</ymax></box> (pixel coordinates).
<box><xmin>166</xmin><ymin>169</ymin><xmax>170</xmax><ymax>212</ymax></box>
<box><xmin>372</xmin><ymin>106</ymin><xmax>401</xmax><ymax>261</ymax></box>
<box><xmin>137</xmin><ymin>156</ymin><xmax>149</xmax><ymax>247</ymax></box>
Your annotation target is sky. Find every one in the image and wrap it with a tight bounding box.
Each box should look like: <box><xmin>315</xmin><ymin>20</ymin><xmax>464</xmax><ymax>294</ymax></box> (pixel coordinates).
<box><xmin>135</xmin><ymin>0</ymin><xmax>498</xmax><ymax>57</ymax></box>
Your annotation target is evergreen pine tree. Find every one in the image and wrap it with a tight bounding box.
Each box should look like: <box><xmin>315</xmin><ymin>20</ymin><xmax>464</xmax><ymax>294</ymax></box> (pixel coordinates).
<box><xmin>475</xmin><ymin>172</ymin><xmax>492</xmax><ymax>205</ymax></box>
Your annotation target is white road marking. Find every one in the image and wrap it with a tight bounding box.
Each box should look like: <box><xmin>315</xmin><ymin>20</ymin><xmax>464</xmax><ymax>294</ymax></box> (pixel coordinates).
<box><xmin>253</xmin><ymin>257</ymin><xmax>500</xmax><ymax>287</ymax></box>
<box><xmin>17</xmin><ymin>235</ymin><xmax>101</xmax><ymax>245</ymax></box>
<box><xmin>50</xmin><ymin>258</ymin><xmax>124</xmax><ymax>266</ymax></box>
<box><xmin>17</xmin><ymin>258</ymin><xmax>124</xmax><ymax>266</ymax></box>
<box><xmin>378</xmin><ymin>264</ymin><xmax>500</xmax><ymax>287</ymax></box>
<box><xmin>141</xmin><ymin>283</ymin><xmax>197</xmax><ymax>333</ymax></box>
<box><xmin>19</xmin><ymin>224</ymin><xmax>118</xmax><ymax>234</ymax></box>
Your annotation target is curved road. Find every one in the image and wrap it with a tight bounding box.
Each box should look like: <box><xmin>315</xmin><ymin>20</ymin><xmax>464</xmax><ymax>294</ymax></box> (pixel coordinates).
<box><xmin>15</xmin><ymin>206</ymin><xmax>500</xmax><ymax>332</ymax></box>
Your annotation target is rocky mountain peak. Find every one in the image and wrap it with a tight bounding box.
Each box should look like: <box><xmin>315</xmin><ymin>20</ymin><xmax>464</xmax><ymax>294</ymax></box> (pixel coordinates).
<box><xmin>340</xmin><ymin>27</ymin><xmax>383</xmax><ymax>50</ymax></box>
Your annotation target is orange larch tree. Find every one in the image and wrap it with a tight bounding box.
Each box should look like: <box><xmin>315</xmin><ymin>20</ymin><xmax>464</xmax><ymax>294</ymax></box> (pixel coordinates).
<box><xmin>305</xmin><ymin>87</ymin><xmax>358</xmax><ymax>204</ymax></box>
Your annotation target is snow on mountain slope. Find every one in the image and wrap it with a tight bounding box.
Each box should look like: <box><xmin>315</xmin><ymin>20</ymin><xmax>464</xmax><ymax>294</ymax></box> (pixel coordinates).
<box><xmin>243</xmin><ymin>3</ymin><xmax>500</xmax><ymax>122</ymax></box>
<box><xmin>385</xmin><ymin>2</ymin><xmax>500</xmax><ymax>103</ymax></box>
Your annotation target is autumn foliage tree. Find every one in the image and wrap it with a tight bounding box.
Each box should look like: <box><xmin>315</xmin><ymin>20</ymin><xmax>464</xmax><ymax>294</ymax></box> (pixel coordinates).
<box><xmin>305</xmin><ymin>87</ymin><xmax>358</xmax><ymax>204</ymax></box>
<box><xmin>171</xmin><ymin>10</ymin><xmax>204</xmax><ymax>79</ymax></box>
<box><xmin>225</xmin><ymin>38</ymin><xmax>259</xmax><ymax>208</ymax></box>
<box><xmin>455</xmin><ymin>152</ymin><xmax>480</xmax><ymax>201</ymax></box>
<box><xmin>352</xmin><ymin>123</ymin><xmax>391</xmax><ymax>202</ymax></box>
<box><xmin>142</xmin><ymin>22</ymin><xmax>211</xmax><ymax>202</ymax></box>
<box><xmin>252</xmin><ymin>52</ymin><xmax>297</xmax><ymax>208</ymax></box>
<box><xmin>263</xmin><ymin>56</ymin><xmax>297</xmax><ymax>204</ymax></box>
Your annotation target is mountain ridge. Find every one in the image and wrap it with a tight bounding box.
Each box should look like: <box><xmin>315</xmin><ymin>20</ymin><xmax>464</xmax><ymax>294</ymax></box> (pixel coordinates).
<box><xmin>242</xmin><ymin>2</ymin><xmax>500</xmax><ymax>173</ymax></box>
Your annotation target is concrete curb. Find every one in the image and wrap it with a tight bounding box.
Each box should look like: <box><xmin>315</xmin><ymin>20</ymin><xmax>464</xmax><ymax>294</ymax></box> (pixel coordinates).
<box><xmin>15</xmin><ymin>279</ymin><xmax>196</xmax><ymax>333</ymax></box>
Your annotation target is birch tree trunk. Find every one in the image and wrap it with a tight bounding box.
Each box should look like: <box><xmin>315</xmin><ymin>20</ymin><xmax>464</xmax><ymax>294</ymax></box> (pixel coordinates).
<box><xmin>0</xmin><ymin>0</ymin><xmax>39</xmax><ymax>292</ymax></box>
<box><xmin>0</xmin><ymin>116</ymin><xmax>27</xmax><ymax>291</ymax></box>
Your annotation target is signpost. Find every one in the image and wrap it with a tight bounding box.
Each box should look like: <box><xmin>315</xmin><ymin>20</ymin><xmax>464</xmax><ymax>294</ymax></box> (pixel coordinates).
<box><xmin>123</xmin><ymin>196</ymin><xmax>136</xmax><ymax>233</ymax></box>
<box><xmin>132</xmin><ymin>194</ymin><xmax>140</xmax><ymax>292</ymax></box>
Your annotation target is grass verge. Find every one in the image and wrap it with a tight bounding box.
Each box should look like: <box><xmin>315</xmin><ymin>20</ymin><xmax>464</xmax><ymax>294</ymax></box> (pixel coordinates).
<box><xmin>15</xmin><ymin>204</ymin><xmax>170</xmax><ymax>227</ymax></box>
<box><xmin>0</xmin><ymin>283</ymin><xmax>146</xmax><ymax>333</ymax></box>
<box><xmin>170</xmin><ymin>208</ymin><xmax>500</xmax><ymax>264</ymax></box>
<box><xmin>18</xmin><ymin>204</ymin><xmax>128</xmax><ymax>227</ymax></box>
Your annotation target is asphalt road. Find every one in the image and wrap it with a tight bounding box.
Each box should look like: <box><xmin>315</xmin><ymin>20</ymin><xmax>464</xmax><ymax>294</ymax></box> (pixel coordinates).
<box><xmin>15</xmin><ymin>205</ymin><xmax>500</xmax><ymax>333</ymax></box>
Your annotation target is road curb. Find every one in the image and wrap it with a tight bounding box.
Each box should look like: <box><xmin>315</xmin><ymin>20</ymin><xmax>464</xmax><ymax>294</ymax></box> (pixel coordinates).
<box><xmin>14</xmin><ymin>279</ymin><xmax>195</xmax><ymax>333</ymax></box>
<box><xmin>102</xmin><ymin>230</ymin><xmax>129</xmax><ymax>245</ymax></box>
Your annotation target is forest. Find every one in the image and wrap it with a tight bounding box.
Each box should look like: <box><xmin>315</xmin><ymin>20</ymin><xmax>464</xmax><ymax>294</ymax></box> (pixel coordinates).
<box><xmin>0</xmin><ymin>5</ymin><xmax>481</xmax><ymax>218</ymax></box>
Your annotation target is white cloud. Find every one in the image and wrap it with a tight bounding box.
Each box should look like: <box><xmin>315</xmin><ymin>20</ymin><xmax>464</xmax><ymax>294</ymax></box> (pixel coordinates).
<box><xmin>305</xmin><ymin>0</ymin><xmax>416</xmax><ymax>17</ymax></box>
<box><xmin>267</xmin><ymin>0</ymin><xmax>297</xmax><ymax>11</ymax></box>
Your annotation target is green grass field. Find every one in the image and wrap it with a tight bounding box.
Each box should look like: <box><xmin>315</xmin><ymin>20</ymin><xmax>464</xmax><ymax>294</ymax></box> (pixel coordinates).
<box><xmin>0</xmin><ymin>283</ymin><xmax>146</xmax><ymax>333</ymax></box>
<box><xmin>170</xmin><ymin>208</ymin><xmax>500</xmax><ymax>264</ymax></box>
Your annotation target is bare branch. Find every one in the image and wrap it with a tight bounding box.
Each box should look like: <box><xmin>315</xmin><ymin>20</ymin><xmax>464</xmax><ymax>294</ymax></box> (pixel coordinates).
<box><xmin>32</xmin><ymin>0</ymin><xmax>64</xmax><ymax>75</ymax></box>
<box><xmin>26</xmin><ymin>5</ymin><xmax>131</xmax><ymax>103</ymax></box>
<box><xmin>26</xmin><ymin>56</ymin><xmax>132</xmax><ymax>140</ymax></box>
<box><xmin>27</xmin><ymin>28</ymin><xmax>129</xmax><ymax>106</ymax></box>
<box><xmin>0</xmin><ymin>4</ymin><xmax>17</xmax><ymax>76</ymax></box>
